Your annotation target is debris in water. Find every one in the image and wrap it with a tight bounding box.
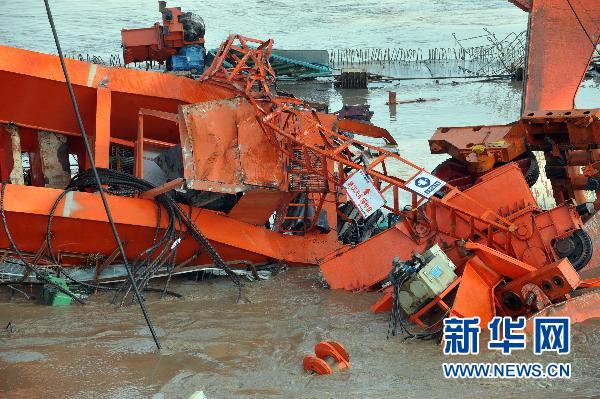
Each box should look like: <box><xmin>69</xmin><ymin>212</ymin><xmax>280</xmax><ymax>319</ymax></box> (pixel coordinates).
<box><xmin>386</xmin><ymin>93</ymin><xmax>441</xmax><ymax>105</ymax></box>
<box><xmin>335</xmin><ymin>104</ymin><xmax>373</xmax><ymax>122</ymax></box>
<box><xmin>303</xmin><ymin>341</ymin><xmax>349</xmax><ymax>375</ymax></box>
<box><xmin>336</xmin><ymin>68</ymin><xmax>368</xmax><ymax>88</ymax></box>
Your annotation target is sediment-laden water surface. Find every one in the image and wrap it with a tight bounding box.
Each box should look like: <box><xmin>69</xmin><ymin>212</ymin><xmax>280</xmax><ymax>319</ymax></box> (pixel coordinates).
<box><xmin>1</xmin><ymin>1</ymin><xmax>600</xmax><ymax>398</ymax></box>
<box><xmin>2</xmin><ymin>270</ymin><xmax>600</xmax><ymax>399</ymax></box>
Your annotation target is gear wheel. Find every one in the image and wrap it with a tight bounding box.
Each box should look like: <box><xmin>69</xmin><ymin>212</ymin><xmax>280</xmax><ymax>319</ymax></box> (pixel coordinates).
<box><xmin>553</xmin><ymin>229</ymin><xmax>593</xmax><ymax>271</ymax></box>
<box><xmin>431</xmin><ymin>151</ymin><xmax>539</xmax><ymax>194</ymax></box>
<box><xmin>515</xmin><ymin>151</ymin><xmax>539</xmax><ymax>187</ymax></box>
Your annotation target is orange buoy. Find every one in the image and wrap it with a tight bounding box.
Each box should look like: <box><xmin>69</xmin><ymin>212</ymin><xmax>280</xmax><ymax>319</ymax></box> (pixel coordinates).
<box><xmin>303</xmin><ymin>341</ymin><xmax>349</xmax><ymax>375</ymax></box>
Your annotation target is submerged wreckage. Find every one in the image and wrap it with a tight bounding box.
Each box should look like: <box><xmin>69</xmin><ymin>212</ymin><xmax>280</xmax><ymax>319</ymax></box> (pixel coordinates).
<box><xmin>1</xmin><ymin>0</ymin><xmax>600</xmax><ymax>348</ymax></box>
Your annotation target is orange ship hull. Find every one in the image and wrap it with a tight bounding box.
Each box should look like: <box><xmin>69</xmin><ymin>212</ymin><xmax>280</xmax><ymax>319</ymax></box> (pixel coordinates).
<box><xmin>0</xmin><ymin>45</ymin><xmax>345</xmax><ymax>274</ymax></box>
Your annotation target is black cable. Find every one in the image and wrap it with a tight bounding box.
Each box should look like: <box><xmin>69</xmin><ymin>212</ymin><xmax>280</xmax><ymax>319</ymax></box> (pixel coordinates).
<box><xmin>42</xmin><ymin>172</ymin><xmax>180</xmax><ymax>302</ymax></box>
<box><xmin>45</xmin><ymin>187</ymin><xmax>74</xmax><ymax>266</ymax></box>
<box><xmin>387</xmin><ymin>274</ymin><xmax>410</xmax><ymax>339</ymax></box>
<box><xmin>43</xmin><ymin>0</ymin><xmax>161</xmax><ymax>350</ymax></box>
<box><xmin>159</xmin><ymin>210</ymin><xmax>184</xmax><ymax>298</ymax></box>
<box><xmin>386</xmin><ymin>263</ymin><xmax>443</xmax><ymax>341</ymax></box>
<box><xmin>3</xmin><ymin>284</ymin><xmax>32</xmax><ymax>300</ymax></box>
<box><xmin>0</xmin><ymin>182</ymin><xmax>84</xmax><ymax>304</ymax></box>
<box><xmin>55</xmin><ymin>169</ymin><xmax>243</xmax><ymax>300</ymax></box>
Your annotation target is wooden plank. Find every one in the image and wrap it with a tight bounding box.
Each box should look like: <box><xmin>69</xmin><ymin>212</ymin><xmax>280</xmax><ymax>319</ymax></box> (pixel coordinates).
<box><xmin>139</xmin><ymin>178</ymin><xmax>184</xmax><ymax>199</ymax></box>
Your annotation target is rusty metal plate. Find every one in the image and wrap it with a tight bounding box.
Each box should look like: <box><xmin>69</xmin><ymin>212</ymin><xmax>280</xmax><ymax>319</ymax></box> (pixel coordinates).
<box><xmin>179</xmin><ymin>97</ymin><xmax>286</xmax><ymax>193</ymax></box>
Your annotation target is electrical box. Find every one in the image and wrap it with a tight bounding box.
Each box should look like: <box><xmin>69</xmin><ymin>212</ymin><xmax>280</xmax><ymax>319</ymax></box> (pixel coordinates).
<box><xmin>398</xmin><ymin>245</ymin><xmax>457</xmax><ymax>314</ymax></box>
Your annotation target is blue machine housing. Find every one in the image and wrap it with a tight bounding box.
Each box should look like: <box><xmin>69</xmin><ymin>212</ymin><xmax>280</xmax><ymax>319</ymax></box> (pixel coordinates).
<box><xmin>171</xmin><ymin>45</ymin><xmax>206</xmax><ymax>73</ymax></box>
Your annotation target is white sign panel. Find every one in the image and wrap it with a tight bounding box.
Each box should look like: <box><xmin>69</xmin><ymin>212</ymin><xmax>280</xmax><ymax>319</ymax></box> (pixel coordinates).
<box><xmin>343</xmin><ymin>170</ymin><xmax>386</xmax><ymax>219</ymax></box>
<box><xmin>406</xmin><ymin>171</ymin><xmax>446</xmax><ymax>198</ymax></box>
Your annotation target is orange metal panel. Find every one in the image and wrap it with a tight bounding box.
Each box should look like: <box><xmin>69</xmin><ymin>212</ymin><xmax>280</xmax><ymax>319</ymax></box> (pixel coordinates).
<box><xmin>135</xmin><ymin>112</ymin><xmax>144</xmax><ymax>178</ymax></box>
<box><xmin>534</xmin><ymin>204</ymin><xmax>582</xmax><ymax>245</ymax></box>
<box><xmin>450</xmin><ymin>260</ymin><xmax>499</xmax><ymax>326</ymax></box>
<box><xmin>371</xmin><ymin>287</ymin><xmax>393</xmax><ymax>313</ymax></box>
<box><xmin>179</xmin><ymin>98</ymin><xmax>286</xmax><ymax>193</ymax></box>
<box><xmin>457</xmin><ymin>163</ymin><xmax>537</xmax><ymax>210</ymax></box>
<box><xmin>466</xmin><ymin>242</ymin><xmax>537</xmax><ymax>278</ymax></box>
<box><xmin>0</xmin><ymin>184</ymin><xmax>342</xmax><ymax>266</ymax></box>
<box><xmin>448</xmin><ymin>165</ymin><xmax>582</xmax><ymax>268</ymax></box>
<box><xmin>319</xmin><ymin>223</ymin><xmax>429</xmax><ymax>291</ymax></box>
<box><xmin>509</xmin><ymin>0</ymin><xmax>531</xmax><ymax>11</ymax></box>
<box><xmin>180</xmin><ymin>99</ymin><xmax>245</xmax><ymax>192</ymax></box>
<box><xmin>121</xmin><ymin>25</ymin><xmax>162</xmax><ymax>48</ymax></box>
<box><xmin>237</xmin><ymin>104</ymin><xmax>286</xmax><ymax>189</ymax></box>
<box><xmin>121</xmin><ymin>24</ymin><xmax>163</xmax><ymax>64</ymax></box>
<box><xmin>528</xmin><ymin>290</ymin><xmax>600</xmax><ymax>326</ymax></box>
<box><xmin>519</xmin><ymin>0</ymin><xmax>600</xmax><ymax>112</ymax></box>
<box><xmin>0</xmin><ymin>126</ymin><xmax>14</xmax><ymax>182</ymax></box>
<box><xmin>495</xmin><ymin>258</ymin><xmax>580</xmax><ymax>312</ymax></box>
<box><xmin>0</xmin><ymin>45</ymin><xmax>232</xmax><ymax>102</ymax></box>
<box><xmin>429</xmin><ymin>124</ymin><xmax>526</xmax><ymax>163</ymax></box>
<box><xmin>522</xmin><ymin>109</ymin><xmax>600</xmax><ymax>148</ymax></box>
<box><xmin>94</xmin><ymin>88</ymin><xmax>111</xmax><ymax>168</ymax></box>
<box><xmin>0</xmin><ymin>45</ymin><xmax>235</xmax><ymax>144</ymax></box>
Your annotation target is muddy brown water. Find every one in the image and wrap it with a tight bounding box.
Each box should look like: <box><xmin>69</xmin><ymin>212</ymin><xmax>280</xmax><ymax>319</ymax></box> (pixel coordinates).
<box><xmin>1</xmin><ymin>270</ymin><xmax>600</xmax><ymax>399</ymax></box>
<box><xmin>2</xmin><ymin>0</ymin><xmax>600</xmax><ymax>397</ymax></box>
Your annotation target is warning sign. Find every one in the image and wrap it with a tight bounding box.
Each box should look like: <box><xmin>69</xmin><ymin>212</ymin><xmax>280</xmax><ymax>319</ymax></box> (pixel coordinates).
<box><xmin>406</xmin><ymin>171</ymin><xmax>446</xmax><ymax>198</ymax></box>
<box><xmin>343</xmin><ymin>170</ymin><xmax>386</xmax><ymax>219</ymax></box>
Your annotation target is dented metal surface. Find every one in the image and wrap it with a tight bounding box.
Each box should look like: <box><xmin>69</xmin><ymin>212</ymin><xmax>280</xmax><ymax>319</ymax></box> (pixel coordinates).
<box><xmin>179</xmin><ymin>98</ymin><xmax>286</xmax><ymax>193</ymax></box>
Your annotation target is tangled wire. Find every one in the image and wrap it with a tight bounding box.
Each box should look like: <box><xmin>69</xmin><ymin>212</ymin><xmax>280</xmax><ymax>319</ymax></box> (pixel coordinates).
<box><xmin>387</xmin><ymin>261</ymin><xmax>443</xmax><ymax>341</ymax></box>
<box><xmin>42</xmin><ymin>168</ymin><xmax>243</xmax><ymax>304</ymax></box>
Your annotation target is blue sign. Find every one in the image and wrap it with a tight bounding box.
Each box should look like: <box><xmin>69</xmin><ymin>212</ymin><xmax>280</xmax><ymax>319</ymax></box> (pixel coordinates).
<box><xmin>415</xmin><ymin>177</ymin><xmax>431</xmax><ymax>188</ymax></box>
<box><xmin>406</xmin><ymin>171</ymin><xmax>446</xmax><ymax>198</ymax></box>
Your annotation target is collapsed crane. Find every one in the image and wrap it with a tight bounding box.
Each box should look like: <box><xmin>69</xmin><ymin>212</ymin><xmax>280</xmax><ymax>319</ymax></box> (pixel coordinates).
<box><xmin>199</xmin><ymin>35</ymin><xmax>600</xmax><ymax>332</ymax></box>
<box><xmin>0</xmin><ymin>1</ymin><xmax>599</xmax><ymax>341</ymax></box>
<box><xmin>430</xmin><ymin>0</ymin><xmax>600</xmax><ymax>210</ymax></box>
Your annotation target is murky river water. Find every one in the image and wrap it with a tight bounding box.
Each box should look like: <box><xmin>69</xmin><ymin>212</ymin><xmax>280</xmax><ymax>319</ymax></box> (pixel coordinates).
<box><xmin>3</xmin><ymin>272</ymin><xmax>600</xmax><ymax>399</ymax></box>
<box><xmin>1</xmin><ymin>1</ymin><xmax>600</xmax><ymax>398</ymax></box>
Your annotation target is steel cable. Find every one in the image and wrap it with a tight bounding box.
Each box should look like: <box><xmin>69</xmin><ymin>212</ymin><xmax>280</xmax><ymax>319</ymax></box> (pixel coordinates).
<box><xmin>43</xmin><ymin>0</ymin><xmax>161</xmax><ymax>349</ymax></box>
<box><xmin>0</xmin><ymin>182</ymin><xmax>84</xmax><ymax>304</ymax></box>
<box><xmin>47</xmin><ymin>169</ymin><xmax>243</xmax><ymax>304</ymax></box>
